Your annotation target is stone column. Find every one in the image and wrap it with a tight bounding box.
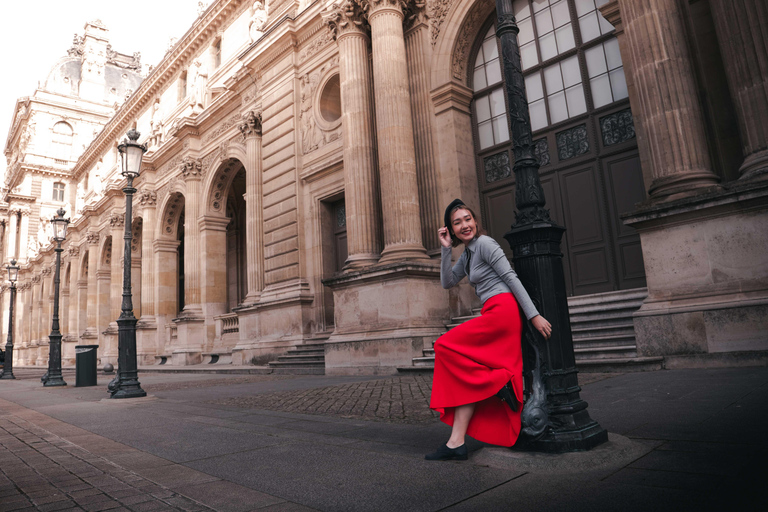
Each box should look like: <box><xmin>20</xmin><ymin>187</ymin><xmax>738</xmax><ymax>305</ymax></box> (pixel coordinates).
<box><xmin>365</xmin><ymin>0</ymin><xmax>429</xmax><ymax>262</ymax></box>
<box><xmin>139</xmin><ymin>189</ymin><xmax>157</xmax><ymax>318</ymax></box>
<box><xmin>323</xmin><ymin>2</ymin><xmax>383</xmax><ymax>268</ymax></box>
<box><xmin>154</xmin><ymin>238</ymin><xmax>180</xmax><ymax>355</ymax></box>
<box><xmin>180</xmin><ymin>157</ymin><xmax>203</xmax><ymax>316</ymax></box>
<box><xmin>66</xmin><ymin>246</ymin><xmax>79</xmax><ymax>341</ymax></box>
<box><xmin>38</xmin><ymin>268</ymin><xmax>52</xmax><ymax>366</ymax></box>
<box><xmin>239</xmin><ymin>112</ymin><xmax>266</xmax><ymax>301</ymax></box>
<box><xmin>599</xmin><ymin>1</ymin><xmax>654</xmax><ymax>190</ymax></box>
<box><xmin>18</xmin><ymin>209</ymin><xmax>30</xmax><ymax>264</ymax></box>
<box><xmin>404</xmin><ymin>7</ymin><xmax>441</xmax><ymax>255</ymax></box>
<box><xmin>83</xmin><ymin>232</ymin><xmax>100</xmax><ymax>339</ymax></box>
<box><xmin>5</xmin><ymin>210</ymin><xmax>18</xmax><ymax>263</ymax></box>
<box><xmin>618</xmin><ymin>0</ymin><xmax>721</xmax><ymax>199</ymax></box>
<box><xmin>709</xmin><ymin>0</ymin><xmax>768</xmax><ymax>180</ymax></box>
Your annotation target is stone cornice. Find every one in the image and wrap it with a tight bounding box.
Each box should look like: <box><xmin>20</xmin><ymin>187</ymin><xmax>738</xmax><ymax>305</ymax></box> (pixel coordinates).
<box><xmin>71</xmin><ymin>0</ymin><xmax>249</xmax><ymax>182</ymax></box>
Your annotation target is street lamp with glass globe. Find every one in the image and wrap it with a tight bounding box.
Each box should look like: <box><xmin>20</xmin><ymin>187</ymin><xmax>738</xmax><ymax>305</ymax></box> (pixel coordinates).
<box><xmin>111</xmin><ymin>128</ymin><xmax>147</xmax><ymax>399</ymax></box>
<box><xmin>42</xmin><ymin>208</ymin><xmax>69</xmax><ymax>387</ymax></box>
<box><xmin>0</xmin><ymin>259</ymin><xmax>19</xmax><ymax>380</ymax></box>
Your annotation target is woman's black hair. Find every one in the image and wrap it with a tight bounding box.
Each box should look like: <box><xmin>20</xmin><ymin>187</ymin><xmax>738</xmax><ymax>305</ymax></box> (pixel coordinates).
<box><xmin>444</xmin><ymin>200</ymin><xmax>487</xmax><ymax>248</ymax></box>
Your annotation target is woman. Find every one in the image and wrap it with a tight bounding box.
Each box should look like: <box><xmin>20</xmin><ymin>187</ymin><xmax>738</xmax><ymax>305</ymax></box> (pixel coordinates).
<box><xmin>426</xmin><ymin>199</ymin><xmax>552</xmax><ymax>461</ymax></box>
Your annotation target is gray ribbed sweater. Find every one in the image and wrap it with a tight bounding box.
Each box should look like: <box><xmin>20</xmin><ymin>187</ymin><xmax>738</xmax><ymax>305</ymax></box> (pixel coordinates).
<box><xmin>440</xmin><ymin>235</ymin><xmax>540</xmax><ymax>320</ymax></box>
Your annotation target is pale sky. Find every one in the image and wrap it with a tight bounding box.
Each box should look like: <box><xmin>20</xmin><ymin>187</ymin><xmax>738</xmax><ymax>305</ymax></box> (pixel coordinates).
<box><xmin>0</xmin><ymin>0</ymin><xmax>205</xmax><ymax>180</ymax></box>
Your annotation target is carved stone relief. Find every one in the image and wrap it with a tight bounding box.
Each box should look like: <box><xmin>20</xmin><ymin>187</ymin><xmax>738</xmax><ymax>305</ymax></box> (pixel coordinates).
<box><xmin>138</xmin><ymin>189</ymin><xmax>157</xmax><ymax>206</ymax></box>
<box><xmin>452</xmin><ymin>0</ymin><xmax>494</xmax><ymax>81</ymax></box>
<box><xmin>239</xmin><ymin>111</ymin><xmax>263</xmax><ymax>139</ymax></box>
<box><xmin>180</xmin><ymin>157</ymin><xmax>203</xmax><ymax>179</ymax></box>
<box><xmin>430</xmin><ymin>0</ymin><xmax>454</xmax><ymax>45</ymax></box>
<box><xmin>299</xmin><ymin>59</ymin><xmax>341</xmax><ymax>155</ymax></box>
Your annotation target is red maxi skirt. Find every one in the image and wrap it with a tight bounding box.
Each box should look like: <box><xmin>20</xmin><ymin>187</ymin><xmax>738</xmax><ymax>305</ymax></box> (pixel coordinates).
<box><xmin>429</xmin><ymin>293</ymin><xmax>524</xmax><ymax>447</ymax></box>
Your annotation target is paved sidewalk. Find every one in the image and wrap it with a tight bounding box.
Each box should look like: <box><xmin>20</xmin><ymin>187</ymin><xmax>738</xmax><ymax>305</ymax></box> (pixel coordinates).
<box><xmin>0</xmin><ymin>367</ymin><xmax>765</xmax><ymax>512</ymax></box>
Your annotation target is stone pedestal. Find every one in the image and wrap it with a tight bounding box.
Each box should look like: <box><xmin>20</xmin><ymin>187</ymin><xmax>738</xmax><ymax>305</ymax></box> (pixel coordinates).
<box><xmin>709</xmin><ymin>0</ymin><xmax>768</xmax><ymax>180</ymax></box>
<box><xmin>623</xmin><ymin>181</ymin><xmax>768</xmax><ymax>357</ymax></box>
<box><xmin>617</xmin><ymin>0</ymin><xmax>721</xmax><ymax>200</ymax></box>
<box><xmin>323</xmin><ymin>262</ymin><xmax>447</xmax><ymax>375</ymax></box>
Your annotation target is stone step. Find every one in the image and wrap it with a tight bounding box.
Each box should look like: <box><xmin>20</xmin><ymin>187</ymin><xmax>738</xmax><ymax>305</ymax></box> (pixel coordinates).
<box><xmin>268</xmin><ymin>360</ymin><xmax>325</xmax><ymax>368</ymax></box>
<box><xmin>573</xmin><ymin>345</ymin><xmax>638</xmax><ymax>360</ymax></box>
<box><xmin>269</xmin><ymin>367</ymin><xmax>325</xmax><ymax>375</ymax></box>
<box><xmin>573</xmin><ymin>333</ymin><xmax>637</xmax><ymax>347</ymax></box>
<box><xmin>572</xmin><ymin>321</ymin><xmax>635</xmax><ymax>337</ymax></box>
<box><xmin>273</xmin><ymin>355</ymin><xmax>325</xmax><ymax>363</ymax></box>
<box><xmin>567</xmin><ymin>288</ymin><xmax>648</xmax><ymax>308</ymax></box>
<box><xmin>576</xmin><ymin>356</ymin><xmax>664</xmax><ymax>373</ymax></box>
<box><xmin>412</xmin><ymin>357</ymin><xmax>436</xmax><ymax>367</ymax></box>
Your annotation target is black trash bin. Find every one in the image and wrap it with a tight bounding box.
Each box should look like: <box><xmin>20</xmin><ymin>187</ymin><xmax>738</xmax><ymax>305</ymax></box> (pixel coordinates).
<box><xmin>75</xmin><ymin>345</ymin><xmax>99</xmax><ymax>387</ymax></box>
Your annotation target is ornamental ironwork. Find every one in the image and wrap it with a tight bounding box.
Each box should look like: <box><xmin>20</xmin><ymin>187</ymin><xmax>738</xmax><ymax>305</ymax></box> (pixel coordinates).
<box><xmin>600</xmin><ymin>108</ymin><xmax>635</xmax><ymax>146</ymax></box>
<box><xmin>484</xmin><ymin>151</ymin><xmax>512</xmax><ymax>183</ymax></box>
<box><xmin>556</xmin><ymin>124</ymin><xmax>589</xmax><ymax>161</ymax></box>
<box><xmin>336</xmin><ymin>204</ymin><xmax>346</xmax><ymax>229</ymax></box>
<box><xmin>533</xmin><ymin>138</ymin><xmax>550</xmax><ymax>167</ymax></box>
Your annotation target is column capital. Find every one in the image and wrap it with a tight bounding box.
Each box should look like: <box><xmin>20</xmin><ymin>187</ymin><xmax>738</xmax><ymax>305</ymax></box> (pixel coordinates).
<box><xmin>86</xmin><ymin>232</ymin><xmax>100</xmax><ymax>245</ymax></box>
<box><xmin>67</xmin><ymin>245</ymin><xmax>80</xmax><ymax>257</ymax></box>
<box><xmin>180</xmin><ymin>156</ymin><xmax>203</xmax><ymax>180</ymax></box>
<box><xmin>109</xmin><ymin>213</ymin><xmax>125</xmax><ymax>228</ymax></box>
<box><xmin>138</xmin><ymin>189</ymin><xmax>157</xmax><ymax>206</ymax></box>
<box><xmin>323</xmin><ymin>0</ymin><xmax>370</xmax><ymax>40</ymax></box>
<box><xmin>239</xmin><ymin>111</ymin><xmax>262</xmax><ymax>139</ymax></box>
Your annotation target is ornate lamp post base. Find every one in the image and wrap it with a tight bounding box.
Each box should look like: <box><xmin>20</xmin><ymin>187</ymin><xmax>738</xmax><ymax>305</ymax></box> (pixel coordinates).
<box><xmin>111</xmin><ymin>316</ymin><xmax>146</xmax><ymax>399</ymax></box>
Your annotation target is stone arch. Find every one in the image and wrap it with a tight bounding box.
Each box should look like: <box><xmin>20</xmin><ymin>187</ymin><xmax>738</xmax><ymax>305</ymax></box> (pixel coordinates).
<box><xmin>203</xmin><ymin>157</ymin><xmax>246</xmax><ymax>217</ymax></box>
<box><xmin>131</xmin><ymin>217</ymin><xmax>143</xmax><ymax>256</ymax></box>
<box><xmin>157</xmin><ymin>191</ymin><xmax>186</xmax><ymax>240</ymax></box>
<box><xmin>99</xmin><ymin>236</ymin><xmax>112</xmax><ymax>270</ymax></box>
<box><xmin>79</xmin><ymin>250</ymin><xmax>89</xmax><ymax>280</ymax></box>
<box><xmin>431</xmin><ymin>0</ymin><xmax>496</xmax><ymax>91</ymax></box>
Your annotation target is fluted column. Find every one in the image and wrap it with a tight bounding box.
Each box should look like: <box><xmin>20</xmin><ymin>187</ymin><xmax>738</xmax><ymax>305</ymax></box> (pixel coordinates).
<box><xmin>709</xmin><ymin>0</ymin><xmax>768</xmax><ymax>180</ymax></box>
<box><xmin>404</xmin><ymin>8</ymin><xmax>441</xmax><ymax>255</ymax></box>
<box><xmin>324</xmin><ymin>1</ymin><xmax>383</xmax><ymax>268</ymax></box>
<box><xmin>618</xmin><ymin>0</ymin><xmax>720</xmax><ymax>199</ymax></box>
<box><xmin>84</xmin><ymin>232</ymin><xmax>100</xmax><ymax>338</ymax></box>
<box><xmin>364</xmin><ymin>0</ymin><xmax>429</xmax><ymax>262</ymax></box>
<box><xmin>239</xmin><ymin>112</ymin><xmax>266</xmax><ymax>302</ymax></box>
<box><xmin>139</xmin><ymin>189</ymin><xmax>157</xmax><ymax>317</ymax></box>
<box><xmin>109</xmin><ymin>216</ymin><xmax>125</xmax><ymax>325</ymax></box>
<box><xmin>180</xmin><ymin>157</ymin><xmax>203</xmax><ymax>314</ymax></box>
<box><xmin>18</xmin><ymin>210</ymin><xmax>30</xmax><ymax>264</ymax></box>
<box><xmin>5</xmin><ymin>210</ymin><xmax>18</xmax><ymax>263</ymax></box>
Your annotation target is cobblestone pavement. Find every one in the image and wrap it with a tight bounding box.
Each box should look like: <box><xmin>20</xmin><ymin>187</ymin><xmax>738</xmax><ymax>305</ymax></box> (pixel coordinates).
<box><xmin>141</xmin><ymin>375</ymin><xmax>295</xmax><ymax>393</ymax></box>
<box><xmin>0</xmin><ymin>415</ymin><xmax>213</xmax><ymax>512</ymax></box>
<box><xmin>210</xmin><ymin>373</ymin><xmax>618</xmax><ymax>424</ymax></box>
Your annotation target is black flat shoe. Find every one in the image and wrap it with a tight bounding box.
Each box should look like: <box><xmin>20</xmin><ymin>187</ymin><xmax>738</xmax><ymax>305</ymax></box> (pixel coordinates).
<box><xmin>496</xmin><ymin>381</ymin><xmax>520</xmax><ymax>412</ymax></box>
<box><xmin>425</xmin><ymin>443</ymin><xmax>468</xmax><ymax>461</ymax></box>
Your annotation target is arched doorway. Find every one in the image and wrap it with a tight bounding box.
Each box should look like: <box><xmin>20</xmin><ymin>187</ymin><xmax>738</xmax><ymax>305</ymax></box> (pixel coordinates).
<box><xmin>225</xmin><ymin>167</ymin><xmax>247</xmax><ymax>310</ymax></box>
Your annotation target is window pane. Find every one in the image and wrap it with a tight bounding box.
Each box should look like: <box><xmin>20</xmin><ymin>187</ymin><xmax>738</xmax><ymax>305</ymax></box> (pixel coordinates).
<box><xmin>490</xmin><ymin>88</ymin><xmax>507</xmax><ymax>116</ymax></box>
<box><xmin>493</xmin><ymin>115</ymin><xmax>510</xmax><ymax>144</ymax></box>
<box><xmin>561</xmin><ymin>55</ymin><xmax>581</xmax><ymax>88</ymax></box>
<box><xmin>533</xmin><ymin>0</ymin><xmax>550</xmax><ymax>13</ymax></box>
<box><xmin>514</xmin><ymin>0</ymin><xmax>531</xmax><ymax>19</ymax></box>
<box><xmin>590</xmin><ymin>74</ymin><xmax>613</xmax><ymax>108</ymax></box>
<box><xmin>565</xmin><ymin>84</ymin><xmax>587</xmax><ymax>116</ymax></box>
<box><xmin>486</xmin><ymin>58</ymin><xmax>503</xmax><ymax>86</ymax></box>
<box><xmin>474</xmin><ymin>67</ymin><xmax>487</xmax><ymax>90</ymax></box>
<box><xmin>483</xmin><ymin>37</ymin><xmax>499</xmax><ymax>62</ymax></box>
<box><xmin>599</xmin><ymin>12</ymin><xmax>614</xmax><ymax>34</ymax></box>
<box><xmin>579</xmin><ymin>12</ymin><xmax>601</xmax><ymax>42</ymax></box>
<box><xmin>485</xmin><ymin>24</ymin><xmax>495</xmax><ymax>39</ymax></box>
<box><xmin>521</xmin><ymin>42</ymin><xmax>539</xmax><ymax>70</ymax></box>
<box><xmin>478</xmin><ymin>121</ymin><xmax>494</xmax><ymax>149</ymax></box>
<box><xmin>551</xmin><ymin>0</ymin><xmax>570</xmax><ymax>27</ymax></box>
<box><xmin>585</xmin><ymin>45</ymin><xmax>608</xmax><ymax>77</ymax></box>
<box><xmin>535</xmin><ymin>10</ymin><xmax>554</xmax><ymax>35</ymax></box>
<box><xmin>548</xmin><ymin>91</ymin><xmax>568</xmax><ymax>123</ymax></box>
<box><xmin>539</xmin><ymin>32</ymin><xmax>558</xmax><ymax>61</ymax></box>
<box><xmin>544</xmin><ymin>63</ymin><xmax>564</xmax><ymax>93</ymax></box>
<box><xmin>519</xmin><ymin>18</ymin><xmax>535</xmax><ymax>45</ymax></box>
<box><xmin>575</xmin><ymin>0</ymin><xmax>595</xmax><ymax>17</ymax></box>
<box><xmin>476</xmin><ymin>95</ymin><xmax>491</xmax><ymax>122</ymax></box>
<box><xmin>475</xmin><ymin>50</ymin><xmax>485</xmax><ymax>69</ymax></box>
<box><xmin>530</xmin><ymin>99</ymin><xmax>548</xmax><ymax>131</ymax></box>
<box><xmin>555</xmin><ymin>25</ymin><xmax>576</xmax><ymax>53</ymax></box>
<box><xmin>525</xmin><ymin>71</ymin><xmax>545</xmax><ymax>101</ymax></box>
<box><xmin>609</xmin><ymin>68</ymin><xmax>628</xmax><ymax>100</ymax></box>
<box><xmin>604</xmin><ymin>38</ymin><xmax>622</xmax><ymax>70</ymax></box>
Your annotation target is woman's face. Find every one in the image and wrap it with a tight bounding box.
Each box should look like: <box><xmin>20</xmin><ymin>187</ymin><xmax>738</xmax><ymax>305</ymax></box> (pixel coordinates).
<box><xmin>451</xmin><ymin>208</ymin><xmax>477</xmax><ymax>244</ymax></box>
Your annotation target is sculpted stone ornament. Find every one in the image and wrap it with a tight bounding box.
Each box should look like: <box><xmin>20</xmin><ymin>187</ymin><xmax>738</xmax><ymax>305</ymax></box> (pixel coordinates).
<box><xmin>323</xmin><ymin>0</ymin><xmax>369</xmax><ymax>39</ymax></box>
<box><xmin>138</xmin><ymin>189</ymin><xmax>157</xmax><ymax>206</ymax></box>
<box><xmin>239</xmin><ymin>111</ymin><xmax>262</xmax><ymax>139</ymax></box>
<box><xmin>86</xmin><ymin>232</ymin><xmax>100</xmax><ymax>245</ymax></box>
<box><xmin>110</xmin><ymin>214</ymin><xmax>125</xmax><ymax>228</ymax></box>
<box><xmin>248</xmin><ymin>0</ymin><xmax>269</xmax><ymax>42</ymax></box>
<box><xmin>68</xmin><ymin>246</ymin><xmax>80</xmax><ymax>257</ymax></box>
<box><xmin>189</xmin><ymin>59</ymin><xmax>208</xmax><ymax>113</ymax></box>
<box><xmin>181</xmin><ymin>157</ymin><xmax>203</xmax><ymax>179</ymax></box>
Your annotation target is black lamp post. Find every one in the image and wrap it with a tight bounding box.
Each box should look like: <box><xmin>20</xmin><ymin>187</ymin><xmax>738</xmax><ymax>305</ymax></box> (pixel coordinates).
<box><xmin>42</xmin><ymin>208</ymin><xmax>69</xmax><ymax>387</ymax></box>
<box><xmin>111</xmin><ymin>128</ymin><xmax>146</xmax><ymax>399</ymax></box>
<box><xmin>0</xmin><ymin>259</ymin><xmax>19</xmax><ymax>380</ymax></box>
<box><xmin>495</xmin><ymin>0</ymin><xmax>607</xmax><ymax>451</ymax></box>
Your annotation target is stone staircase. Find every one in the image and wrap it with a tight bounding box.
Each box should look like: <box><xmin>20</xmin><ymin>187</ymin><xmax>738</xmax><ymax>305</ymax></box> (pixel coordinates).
<box><xmin>399</xmin><ymin>287</ymin><xmax>664</xmax><ymax>373</ymax></box>
<box><xmin>267</xmin><ymin>335</ymin><xmax>329</xmax><ymax>375</ymax></box>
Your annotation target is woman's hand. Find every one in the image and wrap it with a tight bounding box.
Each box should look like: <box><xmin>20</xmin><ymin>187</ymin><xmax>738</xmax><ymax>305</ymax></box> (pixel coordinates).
<box><xmin>438</xmin><ymin>227</ymin><xmax>452</xmax><ymax>248</ymax></box>
<box><xmin>531</xmin><ymin>315</ymin><xmax>552</xmax><ymax>340</ymax></box>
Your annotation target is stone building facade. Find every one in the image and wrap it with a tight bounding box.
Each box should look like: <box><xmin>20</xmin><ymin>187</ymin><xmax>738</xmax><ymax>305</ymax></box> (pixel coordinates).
<box><xmin>2</xmin><ymin>0</ymin><xmax>766</xmax><ymax>374</ymax></box>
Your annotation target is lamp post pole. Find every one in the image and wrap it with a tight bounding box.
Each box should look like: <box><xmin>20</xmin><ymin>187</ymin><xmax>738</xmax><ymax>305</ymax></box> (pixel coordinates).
<box><xmin>495</xmin><ymin>0</ymin><xmax>607</xmax><ymax>452</ymax></box>
<box><xmin>111</xmin><ymin>128</ymin><xmax>146</xmax><ymax>399</ymax></box>
<box><xmin>1</xmin><ymin>260</ymin><xmax>19</xmax><ymax>380</ymax></box>
<box><xmin>44</xmin><ymin>209</ymin><xmax>69</xmax><ymax>387</ymax></box>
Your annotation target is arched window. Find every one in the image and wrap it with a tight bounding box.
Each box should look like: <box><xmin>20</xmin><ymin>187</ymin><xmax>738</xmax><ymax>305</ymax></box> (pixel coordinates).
<box><xmin>213</xmin><ymin>38</ymin><xmax>222</xmax><ymax>69</ymax></box>
<box><xmin>470</xmin><ymin>0</ymin><xmax>645</xmax><ymax>297</ymax></box>
<box><xmin>52</xmin><ymin>121</ymin><xmax>73</xmax><ymax>162</ymax></box>
<box><xmin>178</xmin><ymin>71</ymin><xmax>188</xmax><ymax>102</ymax></box>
